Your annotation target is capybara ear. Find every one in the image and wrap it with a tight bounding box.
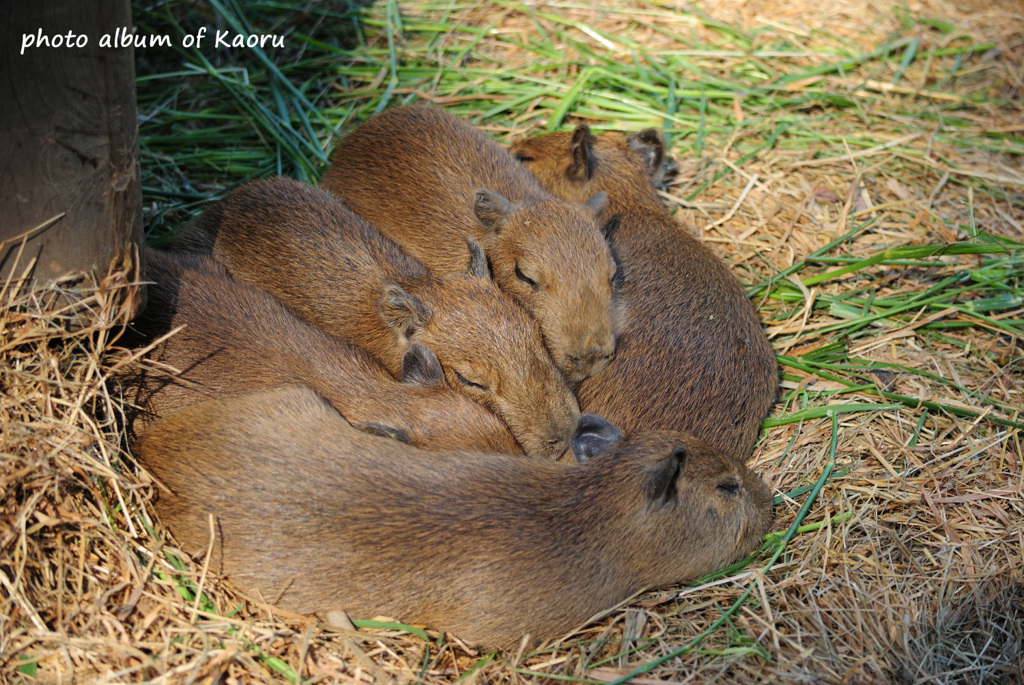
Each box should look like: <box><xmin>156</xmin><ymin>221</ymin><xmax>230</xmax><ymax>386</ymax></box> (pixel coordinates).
<box><xmin>627</xmin><ymin>128</ymin><xmax>665</xmax><ymax>177</ymax></box>
<box><xmin>646</xmin><ymin>445</ymin><xmax>688</xmax><ymax>505</ymax></box>
<box><xmin>473</xmin><ymin>189</ymin><xmax>513</xmax><ymax>232</ymax></box>
<box><xmin>570</xmin><ymin>413</ymin><xmax>624</xmax><ymax>462</ymax></box>
<box><xmin>354</xmin><ymin>422</ymin><xmax>413</xmax><ymax>445</ymax></box>
<box><xmin>401</xmin><ymin>342</ymin><xmax>444</xmax><ymax>386</ymax></box>
<box><xmin>567</xmin><ymin>123</ymin><xmax>596</xmax><ymax>181</ymax></box>
<box><xmin>380</xmin><ymin>284</ymin><xmax>431</xmax><ymax>339</ymax></box>
<box><xmin>585</xmin><ymin>191</ymin><xmax>607</xmax><ymax>217</ymax></box>
<box><xmin>465</xmin><ymin>238</ymin><xmax>492</xmax><ymax>279</ymax></box>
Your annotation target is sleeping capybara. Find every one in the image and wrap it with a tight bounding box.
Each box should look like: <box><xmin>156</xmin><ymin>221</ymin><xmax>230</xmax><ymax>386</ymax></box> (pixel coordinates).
<box><xmin>175</xmin><ymin>177</ymin><xmax>578</xmax><ymax>460</ymax></box>
<box><xmin>122</xmin><ymin>247</ymin><xmax>519</xmax><ymax>453</ymax></box>
<box><xmin>137</xmin><ymin>385</ymin><xmax>775</xmax><ymax>649</ymax></box>
<box><xmin>511</xmin><ymin>125</ymin><xmax>778</xmax><ymax>461</ymax></box>
<box><xmin>321</xmin><ymin>105</ymin><xmax>624</xmax><ymax>383</ymax></box>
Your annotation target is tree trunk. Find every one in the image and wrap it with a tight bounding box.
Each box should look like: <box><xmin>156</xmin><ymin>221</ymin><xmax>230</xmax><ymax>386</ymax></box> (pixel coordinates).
<box><xmin>0</xmin><ymin>0</ymin><xmax>144</xmax><ymax>315</ymax></box>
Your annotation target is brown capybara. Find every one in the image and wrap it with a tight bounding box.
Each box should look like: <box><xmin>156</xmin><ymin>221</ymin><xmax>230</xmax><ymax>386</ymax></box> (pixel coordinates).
<box><xmin>122</xmin><ymin>247</ymin><xmax>519</xmax><ymax>454</ymax></box>
<box><xmin>511</xmin><ymin>126</ymin><xmax>778</xmax><ymax>462</ymax></box>
<box><xmin>137</xmin><ymin>385</ymin><xmax>775</xmax><ymax>649</ymax></box>
<box><xmin>321</xmin><ymin>104</ymin><xmax>623</xmax><ymax>384</ymax></box>
<box><xmin>175</xmin><ymin>177</ymin><xmax>578</xmax><ymax>460</ymax></box>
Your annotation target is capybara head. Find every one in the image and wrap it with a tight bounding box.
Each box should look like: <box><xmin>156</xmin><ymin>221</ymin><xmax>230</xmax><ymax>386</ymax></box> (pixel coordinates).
<box><xmin>377</xmin><ymin>240</ymin><xmax>580</xmax><ymax>460</ymax></box>
<box><xmin>510</xmin><ymin>123</ymin><xmax>670</xmax><ymax>207</ymax></box>
<box><xmin>473</xmin><ymin>189</ymin><xmax>623</xmax><ymax>384</ymax></box>
<box><xmin>587</xmin><ymin>428</ymin><xmax>774</xmax><ymax>586</ymax></box>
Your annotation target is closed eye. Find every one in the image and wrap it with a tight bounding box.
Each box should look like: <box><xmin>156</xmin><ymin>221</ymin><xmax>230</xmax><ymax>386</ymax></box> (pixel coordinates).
<box><xmin>515</xmin><ymin>262</ymin><xmax>538</xmax><ymax>289</ymax></box>
<box><xmin>453</xmin><ymin>370</ymin><xmax>488</xmax><ymax>392</ymax></box>
<box><xmin>514</xmin><ymin>152</ymin><xmax>535</xmax><ymax>161</ymax></box>
<box><xmin>717</xmin><ymin>480</ymin><xmax>741</xmax><ymax>496</ymax></box>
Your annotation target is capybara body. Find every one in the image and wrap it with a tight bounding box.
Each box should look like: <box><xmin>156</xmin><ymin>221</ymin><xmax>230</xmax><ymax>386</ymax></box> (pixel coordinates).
<box><xmin>321</xmin><ymin>105</ymin><xmax>623</xmax><ymax>383</ymax></box>
<box><xmin>175</xmin><ymin>177</ymin><xmax>577</xmax><ymax>460</ymax></box>
<box><xmin>137</xmin><ymin>385</ymin><xmax>775</xmax><ymax>649</ymax></box>
<box><xmin>122</xmin><ymin>248</ymin><xmax>518</xmax><ymax>453</ymax></box>
<box><xmin>511</xmin><ymin>127</ymin><xmax>778</xmax><ymax>461</ymax></box>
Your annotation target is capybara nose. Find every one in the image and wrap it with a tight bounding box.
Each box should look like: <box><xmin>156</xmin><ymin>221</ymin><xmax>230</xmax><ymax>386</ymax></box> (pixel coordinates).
<box><xmin>570</xmin><ymin>413</ymin><xmax>624</xmax><ymax>462</ymax></box>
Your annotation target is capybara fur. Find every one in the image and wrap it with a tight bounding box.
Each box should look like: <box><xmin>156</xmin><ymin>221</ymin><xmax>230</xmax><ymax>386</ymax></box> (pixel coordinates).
<box><xmin>175</xmin><ymin>177</ymin><xmax>578</xmax><ymax>460</ymax></box>
<box><xmin>122</xmin><ymin>247</ymin><xmax>518</xmax><ymax>454</ymax></box>
<box><xmin>137</xmin><ymin>385</ymin><xmax>775</xmax><ymax>649</ymax></box>
<box><xmin>511</xmin><ymin>126</ymin><xmax>778</xmax><ymax>461</ymax></box>
<box><xmin>321</xmin><ymin>104</ymin><xmax>623</xmax><ymax>383</ymax></box>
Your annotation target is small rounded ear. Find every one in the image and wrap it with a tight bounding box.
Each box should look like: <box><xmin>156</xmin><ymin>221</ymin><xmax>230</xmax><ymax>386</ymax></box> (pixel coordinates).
<box><xmin>474</xmin><ymin>189</ymin><xmax>513</xmax><ymax>233</ymax></box>
<box><xmin>571</xmin><ymin>413</ymin><xmax>624</xmax><ymax>462</ymax></box>
<box><xmin>627</xmin><ymin>128</ymin><xmax>665</xmax><ymax>177</ymax></box>
<box><xmin>568</xmin><ymin>123</ymin><xmax>597</xmax><ymax>181</ymax></box>
<box><xmin>585</xmin><ymin>191</ymin><xmax>607</xmax><ymax>217</ymax></box>
<box><xmin>355</xmin><ymin>422</ymin><xmax>413</xmax><ymax>445</ymax></box>
<box><xmin>380</xmin><ymin>284</ymin><xmax>431</xmax><ymax>339</ymax></box>
<box><xmin>647</xmin><ymin>445</ymin><xmax>687</xmax><ymax>504</ymax></box>
<box><xmin>465</xmin><ymin>238</ymin><xmax>491</xmax><ymax>279</ymax></box>
<box><xmin>401</xmin><ymin>342</ymin><xmax>444</xmax><ymax>385</ymax></box>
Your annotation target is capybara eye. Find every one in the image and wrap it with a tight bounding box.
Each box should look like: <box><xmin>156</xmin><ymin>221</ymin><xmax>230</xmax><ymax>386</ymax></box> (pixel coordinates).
<box><xmin>514</xmin><ymin>152</ymin><xmax>534</xmax><ymax>162</ymax></box>
<box><xmin>453</xmin><ymin>369</ymin><xmax>488</xmax><ymax>392</ymax></box>
<box><xmin>514</xmin><ymin>262</ymin><xmax>539</xmax><ymax>289</ymax></box>
<box><xmin>717</xmin><ymin>480</ymin><xmax>741</xmax><ymax>496</ymax></box>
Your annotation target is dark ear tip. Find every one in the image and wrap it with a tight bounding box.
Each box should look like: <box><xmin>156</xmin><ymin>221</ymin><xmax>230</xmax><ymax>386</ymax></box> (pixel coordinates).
<box><xmin>401</xmin><ymin>342</ymin><xmax>443</xmax><ymax>385</ymax></box>
<box><xmin>573</xmin><ymin>123</ymin><xmax>591</xmax><ymax>134</ymax></box>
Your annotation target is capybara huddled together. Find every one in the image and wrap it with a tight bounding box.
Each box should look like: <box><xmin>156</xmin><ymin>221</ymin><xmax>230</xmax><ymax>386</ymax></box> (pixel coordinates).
<box><xmin>125</xmin><ymin>104</ymin><xmax>778</xmax><ymax>649</ymax></box>
<box><xmin>511</xmin><ymin>124</ymin><xmax>778</xmax><ymax>461</ymax></box>
<box><xmin>322</xmin><ymin>105</ymin><xmax>623</xmax><ymax>384</ymax></box>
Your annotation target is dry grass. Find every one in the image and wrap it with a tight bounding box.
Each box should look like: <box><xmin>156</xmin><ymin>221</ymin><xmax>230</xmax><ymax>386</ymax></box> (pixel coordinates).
<box><xmin>4</xmin><ymin>0</ymin><xmax>1024</xmax><ymax>682</ymax></box>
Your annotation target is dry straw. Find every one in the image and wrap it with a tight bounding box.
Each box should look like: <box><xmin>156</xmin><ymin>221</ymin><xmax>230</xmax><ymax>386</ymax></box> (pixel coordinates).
<box><xmin>5</xmin><ymin>0</ymin><xmax>1024</xmax><ymax>682</ymax></box>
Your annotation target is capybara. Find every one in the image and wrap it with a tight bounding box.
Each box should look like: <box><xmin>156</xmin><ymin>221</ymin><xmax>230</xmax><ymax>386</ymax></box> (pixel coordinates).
<box><xmin>511</xmin><ymin>125</ymin><xmax>778</xmax><ymax>461</ymax></box>
<box><xmin>137</xmin><ymin>385</ymin><xmax>775</xmax><ymax>649</ymax></box>
<box><xmin>175</xmin><ymin>177</ymin><xmax>578</xmax><ymax>460</ymax></box>
<box><xmin>122</xmin><ymin>247</ymin><xmax>519</xmax><ymax>454</ymax></box>
<box><xmin>321</xmin><ymin>104</ymin><xmax>623</xmax><ymax>384</ymax></box>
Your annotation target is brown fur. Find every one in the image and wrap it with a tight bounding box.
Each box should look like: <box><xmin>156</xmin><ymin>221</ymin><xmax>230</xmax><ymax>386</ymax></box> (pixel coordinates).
<box><xmin>121</xmin><ymin>247</ymin><xmax>518</xmax><ymax>453</ymax></box>
<box><xmin>321</xmin><ymin>105</ymin><xmax>623</xmax><ymax>383</ymax></box>
<box><xmin>175</xmin><ymin>177</ymin><xmax>577</xmax><ymax>460</ymax></box>
<box><xmin>511</xmin><ymin>127</ymin><xmax>778</xmax><ymax>461</ymax></box>
<box><xmin>137</xmin><ymin>385</ymin><xmax>775</xmax><ymax>649</ymax></box>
